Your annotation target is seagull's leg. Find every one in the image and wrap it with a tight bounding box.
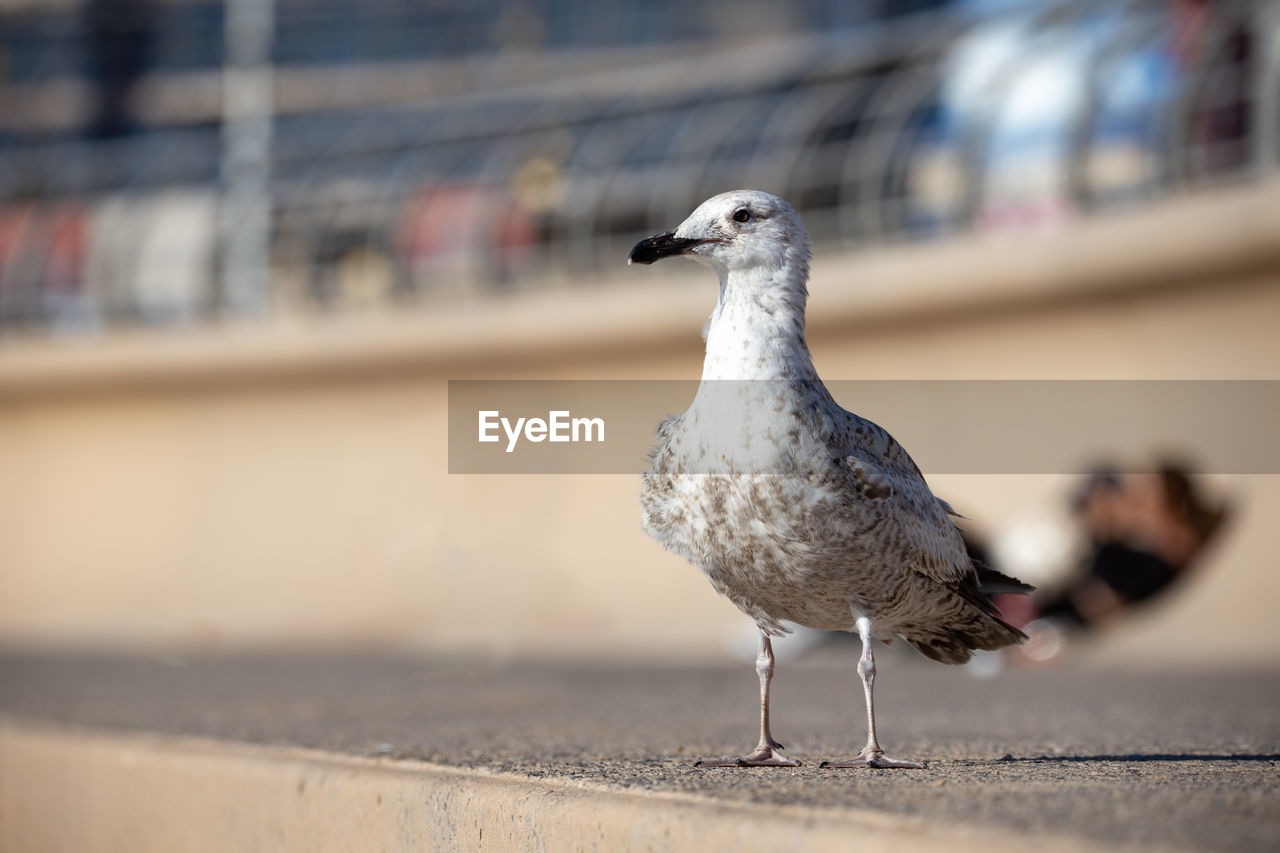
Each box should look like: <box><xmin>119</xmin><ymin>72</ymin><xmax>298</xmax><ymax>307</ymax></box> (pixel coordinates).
<box><xmin>696</xmin><ymin>632</ymin><xmax>800</xmax><ymax>768</ymax></box>
<box><xmin>821</xmin><ymin>616</ymin><xmax>924</xmax><ymax>769</ymax></box>
<box><xmin>754</xmin><ymin>633</ymin><xmax>791</xmax><ymax>754</ymax></box>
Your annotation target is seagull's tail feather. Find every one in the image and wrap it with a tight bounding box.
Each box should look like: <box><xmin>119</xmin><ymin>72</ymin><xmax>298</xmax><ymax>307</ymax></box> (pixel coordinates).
<box><xmin>975</xmin><ymin>563</ymin><xmax>1036</xmax><ymax>595</ymax></box>
<box><xmin>905</xmin><ymin>611</ymin><xmax>1026</xmax><ymax>665</ymax></box>
<box><xmin>903</xmin><ymin>569</ymin><xmax>1030</xmax><ymax>665</ymax></box>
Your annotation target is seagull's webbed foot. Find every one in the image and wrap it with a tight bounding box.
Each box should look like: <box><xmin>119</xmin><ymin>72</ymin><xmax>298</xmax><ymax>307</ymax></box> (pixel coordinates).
<box><xmin>820</xmin><ymin>748</ymin><xmax>924</xmax><ymax>770</ymax></box>
<box><xmin>695</xmin><ymin>745</ymin><xmax>800</xmax><ymax>768</ymax></box>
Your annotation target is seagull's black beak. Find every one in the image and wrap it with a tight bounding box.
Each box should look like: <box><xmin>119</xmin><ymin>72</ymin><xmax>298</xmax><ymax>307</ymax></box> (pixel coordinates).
<box><xmin>627</xmin><ymin>231</ymin><xmax>709</xmax><ymax>265</ymax></box>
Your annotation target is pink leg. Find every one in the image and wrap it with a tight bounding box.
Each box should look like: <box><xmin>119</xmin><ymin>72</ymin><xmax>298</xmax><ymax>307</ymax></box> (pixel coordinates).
<box><xmin>821</xmin><ymin>616</ymin><xmax>924</xmax><ymax>770</ymax></box>
<box><xmin>696</xmin><ymin>633</ymin><xmax>801</xmax><ymax>768</ymax></box>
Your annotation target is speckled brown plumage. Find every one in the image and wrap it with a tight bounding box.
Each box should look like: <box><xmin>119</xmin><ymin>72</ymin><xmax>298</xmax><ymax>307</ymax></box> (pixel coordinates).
<box><xmin>642</xmin><ymin>380</ymin><xmax>1026</xmax><ymax>664</ymax></box>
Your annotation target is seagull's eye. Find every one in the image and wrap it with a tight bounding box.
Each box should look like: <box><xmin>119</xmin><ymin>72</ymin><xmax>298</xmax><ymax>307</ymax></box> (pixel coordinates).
<box><xmin>732</xmin><ymin>208</ymin><xmax>751</xmax><ymax>224</ymax></box>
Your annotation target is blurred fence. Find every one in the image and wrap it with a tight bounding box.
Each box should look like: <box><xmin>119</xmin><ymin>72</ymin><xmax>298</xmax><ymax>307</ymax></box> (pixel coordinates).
<box><xmin>0</xmin><ymin>0</ymin><xmax>1275</xmax><ymax>334</ymax></box>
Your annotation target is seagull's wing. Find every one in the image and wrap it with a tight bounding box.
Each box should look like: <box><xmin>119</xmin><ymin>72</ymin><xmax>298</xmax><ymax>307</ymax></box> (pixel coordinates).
<box><xmin>836</xmin><ymin>412</ymin><xmax>1036</xmax><ymax>594</ymax></box>
<box><xmin>839</xmin><ymin>413</ymin><xmax>973</xmax><ymax>586</ymax></box>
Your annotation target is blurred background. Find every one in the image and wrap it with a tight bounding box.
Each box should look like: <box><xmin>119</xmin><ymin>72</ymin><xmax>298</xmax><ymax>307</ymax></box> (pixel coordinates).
<box><xmin>0</xmin><ymin>0</ymin><xmax>1277</xmax><ymax>667</ymax></box>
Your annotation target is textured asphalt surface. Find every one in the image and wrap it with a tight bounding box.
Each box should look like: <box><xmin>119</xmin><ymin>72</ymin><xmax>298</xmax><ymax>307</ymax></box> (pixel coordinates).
<box><xmin>1</xmin><ymin>647</ymin><xmax>1277</xmax><ymax>851</ymax></box>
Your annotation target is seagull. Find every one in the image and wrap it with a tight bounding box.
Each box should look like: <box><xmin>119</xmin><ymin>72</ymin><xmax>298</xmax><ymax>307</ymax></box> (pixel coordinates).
<box><xmin>629</xmin><ymin>190</ymin><xmax>1032</xmax><ymax>769</ymax></box>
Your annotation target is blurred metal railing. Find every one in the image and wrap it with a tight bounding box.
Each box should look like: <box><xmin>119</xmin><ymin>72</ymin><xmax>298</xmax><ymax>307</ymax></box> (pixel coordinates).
<box><xmin>0</xmin><ymin>0</ymin><xmax>1274</xmax><ymax>335</ymax></box>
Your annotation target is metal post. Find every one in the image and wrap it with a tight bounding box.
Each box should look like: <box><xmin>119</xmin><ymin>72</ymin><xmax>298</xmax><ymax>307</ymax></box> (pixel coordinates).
<box><xmin>219</xmin><ymin>0</ymin><xmax>275</xmax><ymax>316</ymax></box>
<box><xmin>1254</xmin><ymin>0</ymin><xmax>1280</xmax><ymax>175</ymax></box>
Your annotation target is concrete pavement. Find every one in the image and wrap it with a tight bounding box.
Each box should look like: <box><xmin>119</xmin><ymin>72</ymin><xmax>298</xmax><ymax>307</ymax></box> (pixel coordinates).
<box><xmin>1</xmin><ymin>649</ymin><xmax>1277</xmax><ymax>851</ymax></box>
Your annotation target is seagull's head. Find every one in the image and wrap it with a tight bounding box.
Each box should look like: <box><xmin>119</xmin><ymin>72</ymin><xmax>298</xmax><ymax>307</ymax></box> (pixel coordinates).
<box><xmin>628</xmin><ymin>190</ymin><xmax>809</xmax><ymax>279</ymax></box>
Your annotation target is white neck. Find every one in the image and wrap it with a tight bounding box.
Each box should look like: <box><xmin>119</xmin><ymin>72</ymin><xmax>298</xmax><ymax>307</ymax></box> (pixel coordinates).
<box><xmin>700</xmin><ymin>264</ymin><xmax>816</xmax><ymax>382</ymax></box>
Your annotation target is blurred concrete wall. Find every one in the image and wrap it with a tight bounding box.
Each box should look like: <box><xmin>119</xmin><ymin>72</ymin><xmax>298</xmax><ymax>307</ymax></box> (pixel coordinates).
<box><xmin>1</xmin><ymin>181</ymin><xmax>1278</xmax><ymax>665</ymax></box>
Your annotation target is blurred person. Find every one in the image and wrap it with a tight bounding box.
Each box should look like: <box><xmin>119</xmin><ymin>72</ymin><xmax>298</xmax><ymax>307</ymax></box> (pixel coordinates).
<box><xmin>1016</xmin><ymin>460</ymin><xmax>1228</xmax><ymax>661</ymax></box>
<box><xmin>0</xmin><ymin>199</ymin><xmax>40</xmax><ymax>327</ymax></box>
<box><xmin>0</xmin><ymin>196</ymin><xmax>88</xmax><ymax>330</ymax></box>
<box><xmin>397</xmin><ymin>183</ymin><xmax>535</xmax><ymax>295</ymax></box>
<box><xmin>41</xmin><ymin>203</ymin><xmax>93</xmax><ymax>333</ymax></box>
